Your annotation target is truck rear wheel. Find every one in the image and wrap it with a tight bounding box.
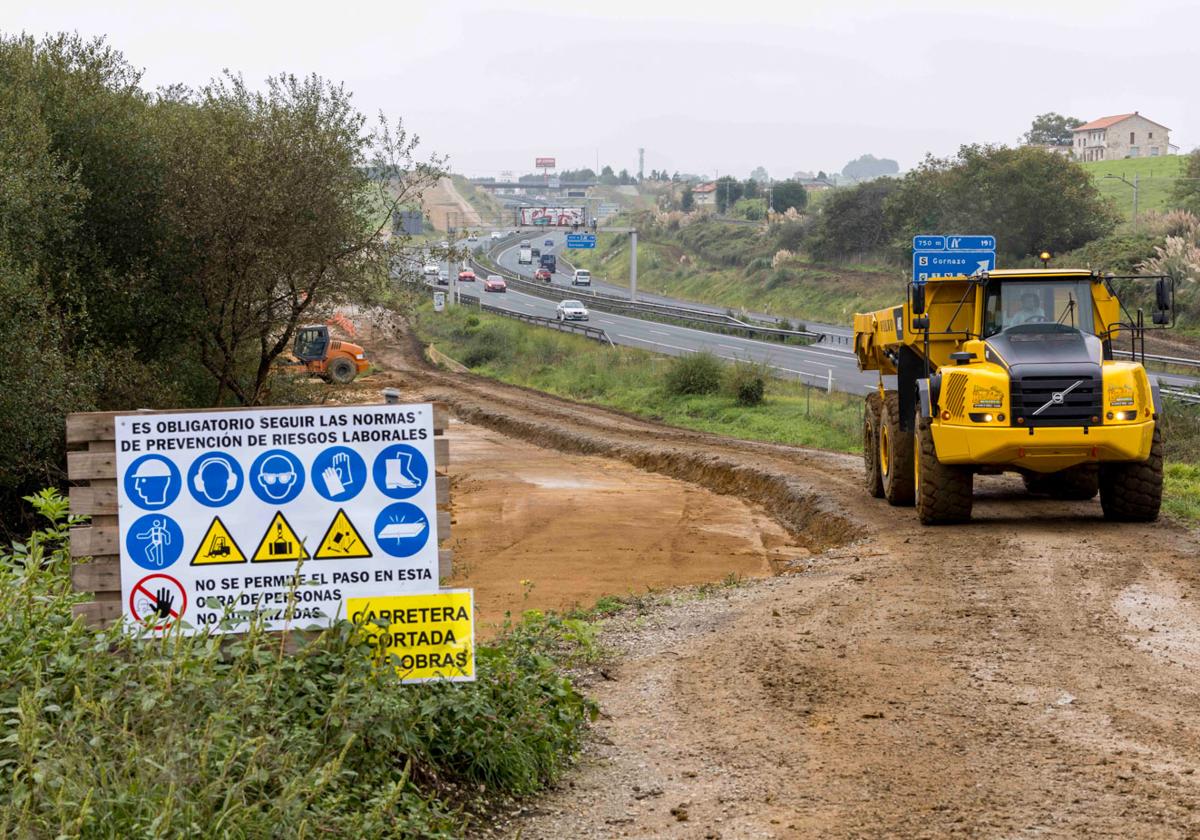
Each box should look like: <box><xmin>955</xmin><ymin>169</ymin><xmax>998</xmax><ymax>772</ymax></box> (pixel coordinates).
<box><xmin>914</xmin><ymin>410</ymin><xmax>973</xmax><ymax>524</ymax></box>
<box><xmin>879</xmin><ymin>392</ymin><xmax>914</xmax><ymax>506</ymax></box>
<box><xmin>863</xmin><ymin>393</ymin><xmax>884</xmax><ymax>498</ymax></box>
<box><xmin>1099</xmin><ymin>427</ymin><xmax>1163</xmax><ymax>521</ymax></box>
<box><xmin>328</xmin><ymin>357</ymin><xmax>357</xmax><ymax>385</ymax></box>
<box><xmin>1022</xmin><ymin>464</ymin><xmax>1099</xmax><ymax>500</ymax></box>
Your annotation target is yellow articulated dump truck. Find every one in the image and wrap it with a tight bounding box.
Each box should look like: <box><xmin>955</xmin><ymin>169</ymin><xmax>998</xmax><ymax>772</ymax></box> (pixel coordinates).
<box><xmin>854</xmin><ymin>267</ymin><xmax>1174</xmax><ymax>524</ymax></box>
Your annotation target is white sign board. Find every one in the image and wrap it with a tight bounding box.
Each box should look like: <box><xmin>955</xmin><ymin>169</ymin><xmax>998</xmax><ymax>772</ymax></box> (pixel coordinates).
<box><xmin>433</xmin><ymin>291</ymin><xmax>446</xmax><ymax>312</ymax></box>
<box><xmin>114</xmin><ymin>403</ymin><xmax>439</xmax><ymax>634</ymax></box>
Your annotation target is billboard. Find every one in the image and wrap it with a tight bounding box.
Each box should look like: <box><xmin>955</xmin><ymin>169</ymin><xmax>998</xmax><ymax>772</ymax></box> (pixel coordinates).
<box><xmin>519</xmin><ymin>206</ymin><xmax>585</xmax><ymax>227</ymax></box>
<box><xmin>535</xmin><ymin>157</ymin><xmax>556</xmax><ymax>168</ymax></box>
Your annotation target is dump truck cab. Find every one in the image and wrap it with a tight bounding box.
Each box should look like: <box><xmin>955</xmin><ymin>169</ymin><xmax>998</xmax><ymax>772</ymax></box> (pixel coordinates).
<box><xmin>292</xmin><ymin>324</ymin><xmax>370</xmax><ymax>384</ymax></box>
<box><xmin>855</xmin><ymin>267</ymin><xmax>1172</xmax><ymax>525</ymax></box>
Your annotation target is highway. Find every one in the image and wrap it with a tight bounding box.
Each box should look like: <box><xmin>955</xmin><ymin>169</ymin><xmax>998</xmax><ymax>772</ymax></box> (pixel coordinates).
<box><xmin>456</xmin><ymin>233</ymin><xmax>880</xmax><ymax>395</ymax></box>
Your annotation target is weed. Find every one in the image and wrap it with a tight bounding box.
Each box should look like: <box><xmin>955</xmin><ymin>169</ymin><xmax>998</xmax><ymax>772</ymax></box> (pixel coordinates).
<box><xmin>0</xmin><ymin>491</ymin><xmax>592</xmax><ymax>837</ymax></box>
<box><xmin>663</xmin><ymin>352</ymin><xmax>723</xmax><ymax>396</ymax></box>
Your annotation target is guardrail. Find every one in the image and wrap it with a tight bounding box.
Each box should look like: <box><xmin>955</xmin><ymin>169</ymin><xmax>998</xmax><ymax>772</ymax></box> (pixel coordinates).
<box><xmin>1161</xmin><ymin>386</ymin><xmax>1200</xmax><ymax>405</ymax></box>
<box><xmin>1113</xmin><ymin>348</ymin><xmax>1200</xmax><ymax>371</ymax></box>
<box><xmin>472</xmin><ymin>250</ymin><xmax>823</xmax><ymax>344</ymax></box>
<box><xmin>457</xmin><ymin>291</ymin><xmax>614</xmax><ymax>346</ymax></box>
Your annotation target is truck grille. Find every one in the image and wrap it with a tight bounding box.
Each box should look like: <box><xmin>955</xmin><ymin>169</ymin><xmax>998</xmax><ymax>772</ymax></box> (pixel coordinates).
<box><xmin>943</xmin><ymin>373</ymin><xmax>968</xmax><ymax>419</ymax></box>
<box><xmin>1010</xmin><ymin>375</ymin><xmax>1101</xmax><ymax>427</ymax></box>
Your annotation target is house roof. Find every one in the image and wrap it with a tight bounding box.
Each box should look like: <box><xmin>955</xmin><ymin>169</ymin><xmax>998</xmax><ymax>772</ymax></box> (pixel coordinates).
<box><xmin>1073</xmin><ymin>112</ymin><xmax>1171</xmax><ymax>132</ymax></box>
<box><xmin>692</xmin><ymin>182</ymin><xmax>717</xmax><ymax>193</ymax></box>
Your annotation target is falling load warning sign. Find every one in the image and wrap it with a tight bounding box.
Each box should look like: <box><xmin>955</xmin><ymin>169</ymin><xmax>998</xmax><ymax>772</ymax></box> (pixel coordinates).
<box><xmin>252</xmin><ymin>512</ymin><xmax>308</xmax><ymax>562</ymax></box>
<box><xmin>315</xmin><ymin>508</ymin><xmax>371</xmax><ymax>559</ymax></box>
<box><xmin>191</xmin><ymin>516</ymin><xmax>246</xmax><ymax>565</ymax></box>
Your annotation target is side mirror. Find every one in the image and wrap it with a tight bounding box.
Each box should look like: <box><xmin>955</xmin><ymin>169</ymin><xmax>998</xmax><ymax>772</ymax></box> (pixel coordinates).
<box><xmin>1156</xmin><ymin>277</ymin><xmax>1172</xmax><ymax>312</ymax></box>
<box><xmin>913</xmin><ymin>314</ymin><xmax>930</xmax><ymax>331</ymax></box>
<box><xmin>911</xmin><ymin>283</ymin><xmax>926</xmax><ymax>316</ymax></box>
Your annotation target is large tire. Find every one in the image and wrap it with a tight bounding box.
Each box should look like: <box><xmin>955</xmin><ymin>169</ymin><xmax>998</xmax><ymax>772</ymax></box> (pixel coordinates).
<box><xmin>1099</xmin><ymin>427</ymin><xmax>1163</xmax><ymax>521</ymax></box>
<box><xmin>863</xmin><ymin>393</ymin><xmax>884</xmax><ymax>498</ymax></box>
<box><xmin>328</xmin><ymin>357</ymin><xmax>357</xmax><ymax>385</ymax></box>
<box><xmin>915</xmin><ymin>409</ymin><xmax>973</xmax><ymax>524</ymax></box>
<box><xmin>1022</xmin><ymin>464</ymin><xmax>1099</xmax><ymax>500</ymax></box>
<box><xmin>879</xmin><ymin>391</ymin><xmax>915</xmax><ymax>506</ymax></box>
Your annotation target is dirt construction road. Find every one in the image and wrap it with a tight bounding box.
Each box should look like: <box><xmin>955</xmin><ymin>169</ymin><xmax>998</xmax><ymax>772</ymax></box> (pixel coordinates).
<box><xmin>370</xmin><ymin>322</ymin><xmax>1200</xmax><ymax>837</ymax></box>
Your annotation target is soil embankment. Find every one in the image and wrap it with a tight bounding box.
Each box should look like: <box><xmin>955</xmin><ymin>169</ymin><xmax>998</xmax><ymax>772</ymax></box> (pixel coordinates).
<box><xmin>366</xmin><ymin>319</ymin><xmax>1200</xmax><ymax>838</ymax></box>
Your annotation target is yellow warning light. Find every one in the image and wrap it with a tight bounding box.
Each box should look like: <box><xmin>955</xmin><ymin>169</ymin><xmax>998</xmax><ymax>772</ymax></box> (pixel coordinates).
<box><xmin>1039</xmin><ymin>251</ymin><xmax>1052</xmax><ymax>267</ymax></box>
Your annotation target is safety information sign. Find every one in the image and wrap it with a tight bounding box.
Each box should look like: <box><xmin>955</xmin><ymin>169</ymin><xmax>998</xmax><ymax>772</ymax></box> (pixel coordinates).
<box><xmin>114</xmin><ymin>403</ymin><xmax>440</xmax><ymax>633</ymax></box>
<box><xmin>347</xmin><ymin>590</ymin><xmax>475</xmax><ymax>683</ymax></box>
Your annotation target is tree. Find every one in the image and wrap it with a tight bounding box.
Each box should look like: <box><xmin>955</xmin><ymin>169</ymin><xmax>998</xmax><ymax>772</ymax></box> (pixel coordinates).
<box><xmin>885</xmin><ymin>144</ymin><xmax>1117</xmax><ymax>260</ymax></box>
<box><xmin>714</xmin><ymin>176</ymin><xmax>743</xmax><ymax>214</ymax></box>
<box><xmin>681</xmin><ymin>188</ymin><xmax>695</xmax><ymax>211</ymax></box>
<box><xmin>750</xmin><ymin>166</ymin><xmax>770</xmax><ymax>184</ymax></box>
<box><xmin>808</xmin><ymin>180</ymin><xmax>901</xmax><ymax>260</ymax></box>
<box><xmin>159</xmin><ymin>72</ymin><xmax>443</xmax><ymax>404</ymax></box>
<box><xmin>599</xmin><ymin>165</ymin><xmax>617</xmax><ymax>185</ymax></box>
<box><xmin>617</xmin><ymin>168</ymin><xmax>632</xmax><ymax>185</ymax></box>
<box><xmin>1023</xmin><ymin>112</ymin><xmax>1084</xmax><ymax>147</ymax></box>
<box><xmin>743</xmin><ymin>179</ymin><xmax>761</xmax><ymax>199</ymax></box>
<box><xmin>841</xmin><ymin>154</ymin><xmax>900</xmax><ymax>181</ymax></box>
<box><xmin>1173</xmin><ymin>149</ymin><xmax>1200</xmax><ymax>215</ymax></box>
<box><xmin>769</xmin><ymin>180</ymin><xmax>808</xmax><ymax>213</ymax></box>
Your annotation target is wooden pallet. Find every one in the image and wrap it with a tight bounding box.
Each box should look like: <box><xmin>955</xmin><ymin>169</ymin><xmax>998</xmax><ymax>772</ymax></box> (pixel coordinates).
<box><xmin>68</xmin><ymin>402</ymin><xmax>452</xmax><ymax>628</ymax></box>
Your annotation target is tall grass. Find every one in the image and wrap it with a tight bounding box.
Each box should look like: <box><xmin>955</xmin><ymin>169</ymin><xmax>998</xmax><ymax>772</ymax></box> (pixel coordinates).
<box><xmin>0</xmin><ymin>491</ymin><xmax>593</xmax><ymax>838</ymax></box>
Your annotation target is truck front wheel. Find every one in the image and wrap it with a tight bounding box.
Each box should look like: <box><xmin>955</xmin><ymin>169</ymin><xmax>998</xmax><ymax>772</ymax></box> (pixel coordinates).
<box><xmin>1099</xmin><ymin>427</ymin><xmax>1163</xmax><ymax>521</ymax></box>
<box><xmin>914</xmin><ymin>410</ymin><xmax>973</xmax><ymax>525</ymax></box>
<box><xmin>864</xmin><ymin>393</ymin><xmax>884</xmax><ymax>498</ymax></box>
<box><xmin>879</xmin><ymin>392</ymin><xmax>915</xmax><ymax>506</ymax></box>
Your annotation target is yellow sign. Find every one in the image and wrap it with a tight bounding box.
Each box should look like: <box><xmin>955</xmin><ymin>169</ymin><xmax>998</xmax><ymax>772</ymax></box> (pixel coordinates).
<box><xmin>314</xmin><ymin>508</ymin><xmax>372</xmax><ymax>560</ymax></box>
<box><xmin>347</xmin><ymin>590</ymin><xmax>475</xmax><ymax>683</ymax></box>
<box><xmin>251</xmin><ymin>511</ymin><xmax>308</xmax><ymax>563</ymax></box>
<box><xmin>191</xmin><ymin>516</ymin><xmax>247</xmax><ymax>565</ymax></box>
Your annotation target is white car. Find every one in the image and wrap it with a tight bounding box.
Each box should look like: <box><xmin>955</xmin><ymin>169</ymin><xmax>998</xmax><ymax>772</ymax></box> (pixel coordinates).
<box><xmin>466</xmin><ymin>233</ymin><xmax>478</xmax><ymax>242</ymax></box>
<box><xmin>572</xmin><ymin>269</ymin><xmax>592</xmax><ymax>286</ymax></box>
<box><xmin>490</xmin><ymin>231</ymin><xmax>503</xmax><ymax>240</ymax></box>
<box><xmin>556</xmin><ymin>299</ymin><xmax>589</xmax><ymax>321</ymax></box>
<box><xmin>423</xmin><ymin>263</ymin><xmax>439</xmax><ymax>276</ymax></box>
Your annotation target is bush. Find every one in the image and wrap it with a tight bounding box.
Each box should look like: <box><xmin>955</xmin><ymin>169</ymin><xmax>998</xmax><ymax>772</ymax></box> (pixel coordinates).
<box><xmin>723</xmin><ymin>361</ymin><xmax>767</xmax><ymax>406</ymax></box>
<box><xmin>772</xmin><ymin>218</ymin><xmax>809</xmax><ymax>252</ymax></box>
<box><xmin>663</xmin><ymin>351</ymin><xmax>722</xmax><ymax>396</ymax></box>
<box><xmin>0</xmin><ymin>491</ymin><xmax>593</xmax><ymax>838</ymax></box>
<box><xmin>460</xmin><ymin>322</ymin><xmax>512</xmax><ymax>367</ymax></box>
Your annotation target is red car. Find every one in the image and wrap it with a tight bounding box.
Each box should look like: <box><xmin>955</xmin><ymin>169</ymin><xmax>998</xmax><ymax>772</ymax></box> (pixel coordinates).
<box><xmin>484</xmin><ymin>275</ymin><xmax>507</xmax><ymax>292</ymax></box>
<box><xmin>457</xmin><ymin>269</ymin><xmax>476</xmax><ymax>282</ymax></box>
<box><xmin>533</xmin><ymin>268</ymin><xmax>552</xmax><ymax>282</ymax></box>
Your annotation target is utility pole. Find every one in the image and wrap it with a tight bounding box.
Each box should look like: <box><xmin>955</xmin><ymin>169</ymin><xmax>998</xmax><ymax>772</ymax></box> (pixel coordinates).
<box><xmin>638</xmin><ymin>147</ymin><xmax>645</xmax><ymax>182</ymax></box>
<box><xmin>1104</xmin><ymin>173</ymin><xmax>1141</xmax><ymax>230</ymax></box>
<box><xmin>629</xmin><ymin>229</ymin><xmax>638</xmax><ymax>303</ymax></box>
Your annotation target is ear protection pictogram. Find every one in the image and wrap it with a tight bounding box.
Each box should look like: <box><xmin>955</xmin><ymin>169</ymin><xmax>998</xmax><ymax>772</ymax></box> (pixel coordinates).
<box><xmin>192</xmin><ymin>456</ymin><xmax>236</xmax><ymax>502</ymax></box>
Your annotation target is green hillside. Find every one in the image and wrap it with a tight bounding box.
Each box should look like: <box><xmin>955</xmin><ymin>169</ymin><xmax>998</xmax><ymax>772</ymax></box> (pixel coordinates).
<box><xmin>1080</xmin><ymin>154</ymin><xmax>1187</xmax><ymax>221</ymax></box>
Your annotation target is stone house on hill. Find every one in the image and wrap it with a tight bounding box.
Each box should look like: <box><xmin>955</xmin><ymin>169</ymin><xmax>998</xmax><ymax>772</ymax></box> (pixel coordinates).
<box><xmin>1072</xmin><ymin>113</ymin><xmax>1170</xmax><ymax>162</ymax></box>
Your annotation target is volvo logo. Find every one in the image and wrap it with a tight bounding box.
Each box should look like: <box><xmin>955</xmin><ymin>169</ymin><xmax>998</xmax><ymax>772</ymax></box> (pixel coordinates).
<box><xmin>1033</xmin><ymin>380</ymin><xmax>1084</xmax><ymax>416</ymax></box>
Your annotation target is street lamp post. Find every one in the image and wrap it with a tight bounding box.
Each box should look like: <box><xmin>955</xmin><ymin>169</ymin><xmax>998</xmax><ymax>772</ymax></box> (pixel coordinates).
<box><xmin>1104</xmin><ymin>173</ymin><xmax>1140</xmax><ymax>230</ymax></box>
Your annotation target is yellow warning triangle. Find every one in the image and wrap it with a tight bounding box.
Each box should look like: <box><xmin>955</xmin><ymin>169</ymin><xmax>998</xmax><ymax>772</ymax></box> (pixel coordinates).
<box><xmin>251</xmin><ymin>511</ymin><xmax>309</xmax><ymax>563</ymax></box>
<box><xmin>191</xmin><ymin>516</ymin><xmax>247</xmax><ymax>565</ymax></box>
<box><xmin>315</xmin><ymin>508</ymin><xmax>372</xmax><ymax>560</ymax></box>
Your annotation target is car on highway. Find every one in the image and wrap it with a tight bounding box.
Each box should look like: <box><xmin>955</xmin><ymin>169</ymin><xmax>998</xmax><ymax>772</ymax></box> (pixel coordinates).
<box><xmin>490</xmin><ymin>231</ymin><xmax>502</xmax><ymax>240</ymax></box>
<box><xmin>484</xmin><ymin>275</ymin><xmax>507</xmax><ymax>292</ymax></box>
<box><xmin>458</xmin><ymin>269</ymin><xmax>476</xmax><ymax>282</ymax></box>
<box><xmin>556</xmin><ymin>299</ymin><xmax>589</xmax><ymax>321</ymax></box>
<box><xmin>437</xmin><ymin>271</ymin><xmax>449</xmax><ymax>285</ymax></box>
<box><xmin>438</xmin><ymin>240</ymin><xmax>449</xmax><ymax>249</ymax></box>
<box><xmin>423</xmin><ymin>263</ymin><xmax>439</xmax><ymax>276</ymax></box>
<box><xmin>533</xmin><ymin>267</ymin><xmax>552</xmax><ymax>282</ymax></box>
<box><xmin>572</xmin><ymin>269</ymin><xmax>592</xmax><ymax>286</ymax></box>
<box><xmin>466</xmin><ymin>232</ymin><xmax>478</xmax><ymax>242</ymax></box>
<box><xmin>544</xmin><ymin>239</ymin><xmax>553</xmax><ymax>248</ymax></box>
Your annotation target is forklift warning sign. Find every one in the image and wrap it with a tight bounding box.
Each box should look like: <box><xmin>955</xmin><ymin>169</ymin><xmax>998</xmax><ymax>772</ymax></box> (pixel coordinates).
<box><xmin>114</xmin><ymin>403</ymin><xmax>439</xmax><ymax>634</ymax></box>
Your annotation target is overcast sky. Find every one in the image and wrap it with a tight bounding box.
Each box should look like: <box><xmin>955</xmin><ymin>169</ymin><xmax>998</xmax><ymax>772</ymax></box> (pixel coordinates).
<box><xmin>8</xmin><ymin>0</ymin><xmax>1197</xmax><ymax>179</ymax></box>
